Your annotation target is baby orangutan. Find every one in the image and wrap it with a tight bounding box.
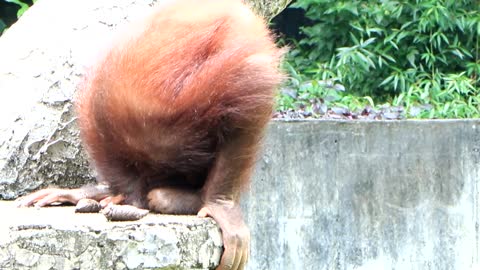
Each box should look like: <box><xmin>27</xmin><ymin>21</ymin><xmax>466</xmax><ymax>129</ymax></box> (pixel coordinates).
<box><xmin>17</xmin><ymin>0</ymin><xmax>283</xmax><ymax>269</ymax></box>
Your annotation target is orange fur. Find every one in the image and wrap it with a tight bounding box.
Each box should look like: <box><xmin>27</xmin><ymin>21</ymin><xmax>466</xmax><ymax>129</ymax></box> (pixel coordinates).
<box><xmin>74</xmin><ymin>1</ymin><xmax>284</xmax><ymax>269</ymax></box>
<box><xmin>77</xmin><ymin>0</ymin><xmax>282</xmax><ymax>203</ymax></box>
<box><xmin>19</xmin><ymin>1</ymin><xmax>283</xmax><ymax>269</ymax></box>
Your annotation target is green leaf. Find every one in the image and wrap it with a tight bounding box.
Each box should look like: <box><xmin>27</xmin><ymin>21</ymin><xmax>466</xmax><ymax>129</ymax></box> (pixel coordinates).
<box><xmin>0</xmin><ymin>19</ymin><xmax>6</xmax><ymax>33</ymax></box>
<box><xmin>5</xmin><ymin>0</ymin><xmax>29</xmax><ymax>18</ymax></box>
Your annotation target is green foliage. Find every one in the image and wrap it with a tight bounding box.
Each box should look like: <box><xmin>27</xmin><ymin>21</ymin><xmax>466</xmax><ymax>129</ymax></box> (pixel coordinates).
<box><xmin>0</xmin><ymin>0</ymin><xmax>35</xmax><ymax>35</ymax></box>
<box><xmin>6</xmin><ymin>0</ymin><xmax>30</xmax><ymax>17</ymax></box>
<box><xmin>278</xmin><ymin>0</ymin><xmax>480</xmax><ymax>118</ymax></box>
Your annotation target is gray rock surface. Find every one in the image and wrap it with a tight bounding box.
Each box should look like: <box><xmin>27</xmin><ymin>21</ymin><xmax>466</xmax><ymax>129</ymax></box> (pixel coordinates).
<box><xmin>0</xmin><ymin>0</ymin><xmax>159</xmax><ymax>199</ymax></box>
<box><xmin>0</xmin><ymin>201</ymin><xmax>222</xmax><ymax>270</ymax></box>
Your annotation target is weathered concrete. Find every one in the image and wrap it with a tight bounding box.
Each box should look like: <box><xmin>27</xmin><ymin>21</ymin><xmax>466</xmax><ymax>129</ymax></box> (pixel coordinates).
<box><xmin>243</xmin><ymin>119</ymin><xmax>480</xmax><ymax>270</ymax></box>
<box><xmin>0</xmin><ymin>201</ymin><xmax>222</xmax><ymax>270</ymax></box>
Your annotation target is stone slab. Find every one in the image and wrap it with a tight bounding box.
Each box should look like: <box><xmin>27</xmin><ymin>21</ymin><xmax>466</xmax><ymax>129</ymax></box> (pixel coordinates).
<box><xmin>0</xmin><ymin>201</ymin><xmax>222</xmax><ymax>270</ymax></box>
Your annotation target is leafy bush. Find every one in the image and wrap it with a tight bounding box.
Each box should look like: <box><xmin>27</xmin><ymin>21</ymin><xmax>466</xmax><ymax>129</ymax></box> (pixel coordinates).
<box><xmin>0</xmin><ymin>0</ymin><xmax>34</xmax><ymax>35</ymax></box>
<box><xmin>277</xmin><ymin>0</ymin><xmax>480</xmax><ymax>118</ymax></box>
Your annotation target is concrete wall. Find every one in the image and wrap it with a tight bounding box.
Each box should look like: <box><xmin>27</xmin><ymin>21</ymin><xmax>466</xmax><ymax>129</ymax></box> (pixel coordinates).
<box><xmin>244</xmin><ymin>120</ymin><xmax>480</xmax><ymax>270</ymax></box>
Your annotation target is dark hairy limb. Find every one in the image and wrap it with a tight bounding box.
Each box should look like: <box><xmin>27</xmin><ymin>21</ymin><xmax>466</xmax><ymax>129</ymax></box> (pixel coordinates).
<box><xmin>199</xmin><ymin>128</ymin><xmax>264</xmax><ymax>270</ymax></box>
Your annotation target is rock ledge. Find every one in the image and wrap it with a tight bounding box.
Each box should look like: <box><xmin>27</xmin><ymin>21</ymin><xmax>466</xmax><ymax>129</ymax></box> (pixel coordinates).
<box><xmin>0</xmin><ymin>201</ymin><xmax>222</xmax><ymax>270</ymax></box>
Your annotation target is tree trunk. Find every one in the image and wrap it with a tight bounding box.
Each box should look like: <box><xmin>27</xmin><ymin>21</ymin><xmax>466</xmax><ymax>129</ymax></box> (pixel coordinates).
<box><xmin>245</xmin><ymin>0</ymin><xmax>291</xmax><ymax>20</ymax></box>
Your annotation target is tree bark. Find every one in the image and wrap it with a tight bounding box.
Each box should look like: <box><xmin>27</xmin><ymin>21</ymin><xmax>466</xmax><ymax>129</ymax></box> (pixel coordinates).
<box><xmin>245</xmin><ymin>0</ymin><xmax>292</xmax><ymax>20</ymax></box>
